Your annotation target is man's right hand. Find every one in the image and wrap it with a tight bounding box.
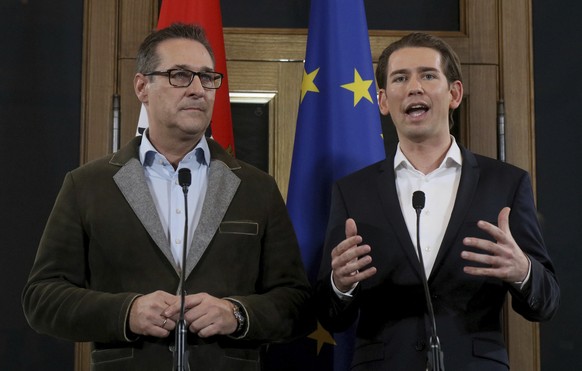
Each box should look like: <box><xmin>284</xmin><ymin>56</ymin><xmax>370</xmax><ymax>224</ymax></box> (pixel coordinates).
<box><xmin>331</xmin><ymin>218</ymin><xmax>377</xmax><ymax>293</ymax></box>
<box><xmin>128</xmin><ymin>290</ymin><xmax>178</xmax><ymax>338</ymax></box>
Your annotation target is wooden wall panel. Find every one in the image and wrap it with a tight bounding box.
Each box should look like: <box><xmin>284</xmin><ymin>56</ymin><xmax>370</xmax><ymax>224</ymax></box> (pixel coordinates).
<box><xmin>81</xmin><ymin>0</ymin><xmax>117</xmax><ymax>163</ymax></box>
<box><xmin>466</xmin><ymin>65</ymin><xmax>499</xmax><ymax>158</ymax></box>
<box><xmin>500</xmin><ymin>0</ymin><xmax>539</xmax><ymax>369</ymax></box>
<box><xmin>500</xmin><ymin>0</ymin><xmax>536</xmax><ymax>176</ymax></box>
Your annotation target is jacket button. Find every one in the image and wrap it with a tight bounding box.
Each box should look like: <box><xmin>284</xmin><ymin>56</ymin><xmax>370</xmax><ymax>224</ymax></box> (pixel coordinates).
<box><xmin>415</xmin><ymin>340</ymin><xmax>426</xmax><ymax>351</ymax></box>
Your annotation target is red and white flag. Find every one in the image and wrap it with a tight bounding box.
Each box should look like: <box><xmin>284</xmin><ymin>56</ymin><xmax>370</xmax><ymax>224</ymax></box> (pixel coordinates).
<box><xmin>137</xmin><ymin>0</ymin><xmax>235</xmax><ymax>156</ymax></box>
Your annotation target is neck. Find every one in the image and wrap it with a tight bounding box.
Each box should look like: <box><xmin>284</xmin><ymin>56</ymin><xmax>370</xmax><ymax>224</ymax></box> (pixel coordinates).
<box><xmin>147</xmin><ymin>130</ymin><xmax>202</xmax><ymax>169</ymax></box>
<box><xmin>399</xmin><ymin>135</ymin><xmax>452</xmax><ymax>175</ymax></box>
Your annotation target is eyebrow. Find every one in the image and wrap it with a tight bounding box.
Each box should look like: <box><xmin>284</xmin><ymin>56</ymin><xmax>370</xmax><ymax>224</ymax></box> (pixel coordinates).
<box><xmin>389</xmin><ymin>66</ymin><xmax>440</xmax><ymax>77</ymax></box>
<box><xmin>174</xmin><ymin>64</ymin><xmax>215</xmax><ymax>72</ymax></box>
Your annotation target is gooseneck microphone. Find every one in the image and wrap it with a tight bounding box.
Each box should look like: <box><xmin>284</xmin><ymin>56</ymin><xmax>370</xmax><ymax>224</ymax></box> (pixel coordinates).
<box><xmin>174</xmin><ymin>168</ymin><xmax>191</xmax><ymax>371</ymax></box>
<box><xmin>412</xmin><ymin>191</ymin><xmax>445</xmax><ymax>371</ymax></box>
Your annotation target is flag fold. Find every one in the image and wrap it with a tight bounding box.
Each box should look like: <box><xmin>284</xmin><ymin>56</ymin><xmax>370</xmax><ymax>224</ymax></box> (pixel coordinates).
<box><xmin>284</xmin><ymin>0</ymin><xmax>386</xmax><ymax>369</ymax></box>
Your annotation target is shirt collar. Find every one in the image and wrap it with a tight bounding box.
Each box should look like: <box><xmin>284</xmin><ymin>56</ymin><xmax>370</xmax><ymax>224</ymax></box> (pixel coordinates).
<box><xmin>139</xmin><ymin>129</ymin><xmax>210</xmax><ymax>168</ymax></box>
<box><xmin>394</xmin><ymin>135</ymin><xmax>462</xmax><ymax>171</ymax></box>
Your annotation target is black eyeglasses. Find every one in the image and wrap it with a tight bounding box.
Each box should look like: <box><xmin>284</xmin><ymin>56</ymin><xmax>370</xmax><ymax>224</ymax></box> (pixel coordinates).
<box><xmin>143</xmin><ymin>69</ymin><xmax>223</xmax><ymax>89</ymax></box>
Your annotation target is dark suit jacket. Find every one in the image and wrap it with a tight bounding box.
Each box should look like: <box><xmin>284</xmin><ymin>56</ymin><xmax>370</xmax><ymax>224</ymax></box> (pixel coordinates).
<box><xmin>23</xmin><ymin>136</ymin><xmax>313</xmax><ymax>371</ymax></box>
<box><xmin>315</xmin><ymin>145</ymin><xmax>559</xmax><ymax>371</ymax></box>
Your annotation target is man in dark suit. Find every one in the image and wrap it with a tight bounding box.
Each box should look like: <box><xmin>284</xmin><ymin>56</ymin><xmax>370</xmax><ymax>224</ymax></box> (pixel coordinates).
<box><xmin>315</xmin><ymin>32</ymin><xmax>559</xmax><ymax>370</ymax></box>
<box><xmin>22</xmin><ymin>23</ymin><xmax>313</xmax><ymax>371</ymax></box>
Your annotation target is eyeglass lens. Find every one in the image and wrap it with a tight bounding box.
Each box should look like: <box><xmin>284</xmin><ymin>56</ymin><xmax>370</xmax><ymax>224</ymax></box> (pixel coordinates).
<box><xmin>170</xmin><ymin>70</ymin><xmax>221</xmax><ymax>89</ymax></box>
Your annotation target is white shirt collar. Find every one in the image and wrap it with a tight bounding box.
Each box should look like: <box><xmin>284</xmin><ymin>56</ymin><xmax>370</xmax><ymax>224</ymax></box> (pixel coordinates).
<box><xmin>394</xmin><ymin>136</ymin><xmax>463</xmax><ymax>172</ymax></box>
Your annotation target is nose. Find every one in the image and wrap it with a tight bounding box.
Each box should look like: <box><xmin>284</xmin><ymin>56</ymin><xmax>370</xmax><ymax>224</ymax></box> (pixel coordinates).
<box><xmin>407</xmin><ymin>76</ymin><xmax>424</xmax><ymax>95</ymax></box>
<box><xmin>186</xmin><ymin>75</ymin><xmax>205</xmax><ymax>96</ymax></box>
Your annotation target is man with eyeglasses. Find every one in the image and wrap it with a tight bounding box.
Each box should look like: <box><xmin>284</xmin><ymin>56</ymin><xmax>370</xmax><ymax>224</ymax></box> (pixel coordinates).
<box><xmin>22</xmin><ymin>23</ymin><xmax>313</xmax><ymax>371</ymax></box>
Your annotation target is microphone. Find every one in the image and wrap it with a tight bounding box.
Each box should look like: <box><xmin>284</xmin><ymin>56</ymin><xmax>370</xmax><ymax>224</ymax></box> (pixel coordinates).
<box><xmin>413</xmin><ymin>190</ymin><xmax>425</xmax><ymax>211</ymax></box>
<box><xmin>178</xmin><ymin>168</ymin><xmax>192</xmax><ymax>191</ymax></box>
<box><xmin>412</xmin><ymin>191</ymin><xmax>445</xmax><ymax>371</ymax></box>
<box><xmin>174</xmin><ymin>168</ymin><xmax>191</xmax><ymax>371</ymax></box>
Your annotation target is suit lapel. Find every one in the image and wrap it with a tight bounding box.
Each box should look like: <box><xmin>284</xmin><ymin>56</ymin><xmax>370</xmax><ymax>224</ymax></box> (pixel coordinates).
<box><xmin>431</xmin><ymin>147</ymin><xmax>480</xmax><ymax>277</ymax></box>
<box><xmin>113</xmin><ymin>158</ymin><xmax>178</xmax><ymax>272</ymax></box>
<box><xmin>111</xmin><ymin>136</ymin><xmax>241</xmax><ymax>279</ymax></box>
<box><xmin>377</xmin><ymin>153</ymin><xmax>426</xmax><ymax>279</ymax></box>
<box><xmin>185</xmin><ymin>158</ymin><xmax>240</xmax><ymax>278</ymax></box>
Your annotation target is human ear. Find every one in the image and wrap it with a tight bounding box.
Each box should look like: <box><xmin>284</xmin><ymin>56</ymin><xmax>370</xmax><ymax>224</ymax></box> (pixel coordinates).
<box><xmin>449</xmin><ymin>80</ymin><xmax>463</xmax><ymax>109</ymax></box>
<box><xmin>134</xmin><ymin>74</ymin><xmax>149</xmax><ymax>103</ymax></box>
<box><xmin>378</xmin><ymin>89</ymin><xmax>390</xmax><ymax>115</ymax></box>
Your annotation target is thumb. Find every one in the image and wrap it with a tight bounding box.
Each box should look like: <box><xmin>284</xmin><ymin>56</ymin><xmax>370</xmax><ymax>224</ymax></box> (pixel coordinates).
<box><xmin>498</xmin><ymin>207</ymin><xmax>512</xmax><ymax>236</ymax></box>
<box><xmin>345</xmin><ymin>218</ymin><xmax>358</xmax><ymax>238</ymax></box>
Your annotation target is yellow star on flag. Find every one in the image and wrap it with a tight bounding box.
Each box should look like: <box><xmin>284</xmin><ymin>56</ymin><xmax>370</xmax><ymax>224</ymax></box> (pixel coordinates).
<box><xmin>341</xmin><ymin>68</ymin><xmax>374</xmax><ymax>106</ymax></box>
<box><xmin>301</xmin><ymin>67</ymin><xmax>320</xmax><ymax>103</ymax></box>
<box><xmin>308</xmin><ymin>321</ymin><xmax>336</xmax><ymax>354</ymax></box>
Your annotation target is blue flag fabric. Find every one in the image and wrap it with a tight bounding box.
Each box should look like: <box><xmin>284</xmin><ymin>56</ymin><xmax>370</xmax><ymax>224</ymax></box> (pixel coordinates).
<box><xmin>285</xmin><ymin>0</ymin><xmax>386</xmax><ymax>369</ymax></box>
<box><xmin>288</xmin><ymin>0</ymin><xmax>385</xmax><ymax>281</ymax></box>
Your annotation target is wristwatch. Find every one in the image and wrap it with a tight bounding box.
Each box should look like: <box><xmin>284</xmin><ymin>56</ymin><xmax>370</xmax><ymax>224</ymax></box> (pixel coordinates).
<box><xmin>231</xmin><ymin>301</ymin><xmax>247</xmax><ymax>336</ymax></box>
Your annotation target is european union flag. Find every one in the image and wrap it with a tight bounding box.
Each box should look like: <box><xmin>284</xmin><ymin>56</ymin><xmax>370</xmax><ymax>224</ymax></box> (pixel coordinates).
<box><xmin>285</xmin><ymin>0</ymin><xmax>386</xmax><ymax>369</ymax></box>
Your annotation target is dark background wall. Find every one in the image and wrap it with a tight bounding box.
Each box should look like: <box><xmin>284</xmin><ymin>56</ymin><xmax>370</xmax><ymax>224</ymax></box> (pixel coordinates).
<box><xmin>533</xmin><ymin>1</ymin><xmax>582</xmax><ymax>368</ymax></box>
<box><xmin>0</xmin><ymin>0</ymin><xmax>579</xmax><ymax>370</ymax></box>
<box><xmin>0</xmin><ymin>1</ymin><xmax>82</xmax><ymax>370</ymax></box>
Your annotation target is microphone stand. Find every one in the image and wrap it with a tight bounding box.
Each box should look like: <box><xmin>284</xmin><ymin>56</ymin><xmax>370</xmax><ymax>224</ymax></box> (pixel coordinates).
<box><xmin>497</xmin><ymin>99</ymin><xmax>506</xmax><ymax>163</ymax></box>
<box><xmin>174</xmin><ymin>169</ymin><xmax>191</xmax><ymax>371</ymax></box>
<box><xmin>413</xmin><ymin>191</ymin><xmax>445</xmax><ymax>371</ymax></box>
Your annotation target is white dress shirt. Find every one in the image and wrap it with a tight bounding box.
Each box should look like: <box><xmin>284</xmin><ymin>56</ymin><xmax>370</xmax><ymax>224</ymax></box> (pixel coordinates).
<box><xmin>395</xmin><ymin>137</ymin><xmax>462</xmax><ymax>276</ymax></box>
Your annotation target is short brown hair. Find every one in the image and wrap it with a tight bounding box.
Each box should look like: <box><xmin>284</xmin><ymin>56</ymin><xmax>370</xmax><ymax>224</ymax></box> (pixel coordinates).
<box><xmin>136</xmin><ymin>23</ymin><xmax>215</xmax><ymax>74</ymax></box>
<box><xmin>375</xmin><ymin>32</ymin><xmax>462</xmax><ymax>90</ymax></box>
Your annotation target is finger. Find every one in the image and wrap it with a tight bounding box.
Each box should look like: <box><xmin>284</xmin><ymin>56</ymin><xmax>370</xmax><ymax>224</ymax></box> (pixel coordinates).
<box><xmin>463</xmin><ymin>235</ymin><xmax>496</xmax><ymax>254</ymax></box>
<box><xmin>475</xmin><ymin>208</ymin><xmax>512</xmax><ymax>244</ymax></box>
<box><xmin>497</xmin><ymin>207</ymin><xmax>513</xmax><ymax>237</ymax></box>
<box><xmin>345</xmin><ymin>218</ymin><xmax>358</xmax><ymax>238</ymax></box>
<box><xmin>163</xmin><ymin>318</ymin><xmax>177</xmax><ymax>331</ymax></box>
<box><xmin>150</xmin><ymin>326</ymin><xmax>171</xmax><ymax>338</ymax></box>
<box><xmin>141</xmin><ymin>316</ymin><xmax>172</xmax><ymax>338</ymax></box>
<box><xmin>332</xmin><ymin>235</ymin><xmax>364</xmax><ymax>258</ymax></box>
<box><xmin>164</xmin><ymin>293</ymin><xmax>203</xmax><ymax>318</ymax></box>
<box><xmin>332</xmin><ymin>243</ymin><xmax>371</xmax><ymax>270</ymax></box>
<box><xmin>461</xmin><ymin>250</ymin><xmax>498</xmax><ymax>265</ymax></box>
<box><xmin>196</xmin><ymin>322</ymin><xmax>222</xmax><ymax>338</ymax></box>
<box><xmin>162</xmin><ymin>304</ymin><xmax>179</xmax><ymax>318</ymax></box>
<box><xmin>463</xmin><ymin>265</ymin><xmax>495</xmax><ymax>277</ymax></box>
<box><xmin>336</xmin><ymin>248</ymin><xmax>372</xmax><ymax>272</ymax></box>
<box><xmin>336</xmin><ymin>266</ymin><xmax>377</xmax><ymax>290</ymax></box>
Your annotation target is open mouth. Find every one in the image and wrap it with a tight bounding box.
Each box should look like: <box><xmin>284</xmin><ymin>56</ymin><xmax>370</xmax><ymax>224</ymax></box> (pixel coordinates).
<box><xmin>405</xmin><ymin>103</ymin><xmax>429</xmax><ymax>117</ymax></box>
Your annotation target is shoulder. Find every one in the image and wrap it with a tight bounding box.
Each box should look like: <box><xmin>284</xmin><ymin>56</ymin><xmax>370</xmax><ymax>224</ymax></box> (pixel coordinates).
<box><xmin>335</xmin><ymin>159</ymin><xmax>388</xmax><ymax>187</ymax></box>
<box><xmin>465</xmin><ymin>148</ymin><xmax>529</xmax><ymax>178</ymax></box>
<box><xmin>69</xmin><ymin>136</ymin><xmax>141</xmax><ymax>181</ymax></box>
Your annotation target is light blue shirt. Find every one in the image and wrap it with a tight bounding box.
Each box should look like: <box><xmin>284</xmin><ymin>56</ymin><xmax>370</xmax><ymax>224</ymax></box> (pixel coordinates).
<box><xmin>139</xmin><ymin>132</ymin><xmax>210</xmax><ymax>268</ymax></box>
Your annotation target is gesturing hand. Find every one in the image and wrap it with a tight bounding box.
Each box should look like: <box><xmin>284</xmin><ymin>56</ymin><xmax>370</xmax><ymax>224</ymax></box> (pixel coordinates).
<box><xmin>331</xmin><ymin>218</ymin><xmax>377</xmax><ymax>293</ymax></box>
<box><xmin>461</xmin><ymin>207</ymin><xmax>530</xmax><ymax>283</ymax></box>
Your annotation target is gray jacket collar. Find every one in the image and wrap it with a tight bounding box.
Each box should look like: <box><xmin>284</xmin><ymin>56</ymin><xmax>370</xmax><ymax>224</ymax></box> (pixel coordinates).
<box><xmin>111</xmin><ymin>136</ymin><xmax>242</xmax><ymax>278</ymax></box>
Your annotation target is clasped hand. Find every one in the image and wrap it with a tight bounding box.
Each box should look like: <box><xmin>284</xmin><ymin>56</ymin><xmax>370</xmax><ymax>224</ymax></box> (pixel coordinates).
<box><xmin>128</xmin><ymin>291</ymin><xmax>238</xmax><ymax>338</ymax></box>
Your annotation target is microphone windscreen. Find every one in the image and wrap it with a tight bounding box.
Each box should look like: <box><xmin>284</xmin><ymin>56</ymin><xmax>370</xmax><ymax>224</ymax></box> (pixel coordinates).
<box><xmin>412</xmin><ymin>190</ymin><xmax>426</xmax><ymax>210</ymax></box>
<box><xmin>178</xmin><ymin>168</ymin><xmax>192</xmax><ymax>187</ymax></box>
